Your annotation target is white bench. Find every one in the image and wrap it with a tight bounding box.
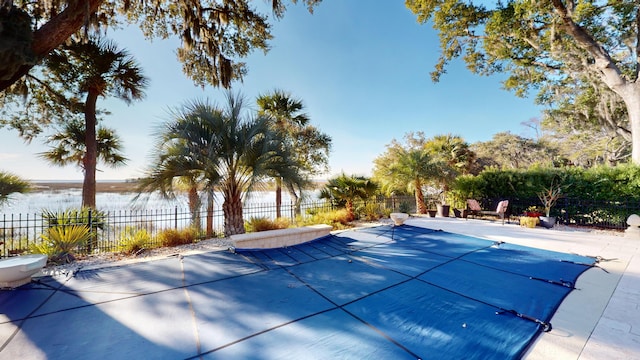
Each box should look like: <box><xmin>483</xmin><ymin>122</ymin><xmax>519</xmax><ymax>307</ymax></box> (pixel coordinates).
<box><xmin>230</xmin><ymin>224</ymin><xmax>333</xmax><ymax>249</ymax></box>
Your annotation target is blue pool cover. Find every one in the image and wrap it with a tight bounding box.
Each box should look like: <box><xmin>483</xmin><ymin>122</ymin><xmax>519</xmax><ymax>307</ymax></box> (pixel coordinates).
<box><xmin>0</xmin><ymin>224</ymin><xmax>596</xmax><ymax>359</ymax></box>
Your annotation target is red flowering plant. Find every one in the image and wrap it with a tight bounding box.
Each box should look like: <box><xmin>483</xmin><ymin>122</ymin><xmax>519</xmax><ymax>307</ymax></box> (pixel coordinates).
<box><xmin>525</xmin><ymin>206</ymin><xmax>544</xmax><ymax>218</ymax></box>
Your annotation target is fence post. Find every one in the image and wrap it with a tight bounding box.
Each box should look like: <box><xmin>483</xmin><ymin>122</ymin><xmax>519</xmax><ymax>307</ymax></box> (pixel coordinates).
<box><xmin>174</xmin><ymin>206</ymin><xmax>178</xmax><ymax>230</ymax></box>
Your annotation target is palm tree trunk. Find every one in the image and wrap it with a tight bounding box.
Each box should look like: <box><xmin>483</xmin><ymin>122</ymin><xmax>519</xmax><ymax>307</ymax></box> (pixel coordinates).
<box><xmin>82</xmin><ymin>92</ymin><xmax>98</xmax><ymax>208</ymax></box>
<box><xmin>206</xmin><ymin>189</ymin><xmax>214</xmax><ymax>237</ymax></box>
<box><xmin>346</xmin><ymin>199</ymin><xmax>355</xmax><ymax>221</ymax></box>
<box><xmin>223</xmin><ymin>183</ymin><xmax>245</xmax><ymax>236</ymax></box>
<box><xmin>188</xmin><ymin>185</ymin><xmax>201</xmax><ymax>231</ymax></box>
<box><xmin>275</xmin><ymin>177</ymin><xmax>282</xmax><ymax>218</ymax></box>
<box><xmin>415</xmin><ymin>179</ymin><xmax>427</xmax><ymax>214</ymax></box>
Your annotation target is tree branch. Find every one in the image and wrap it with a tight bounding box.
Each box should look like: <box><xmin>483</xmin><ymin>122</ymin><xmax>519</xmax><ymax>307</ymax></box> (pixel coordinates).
<box><xmin>550</xmin><ymin>0</ymin><xmax>626</xmax><ymax>90</ymax></box>
<box><xmin>0</xmin><ymin>0</ymin><xmax>104</xmax><ymax>92</ymax></box>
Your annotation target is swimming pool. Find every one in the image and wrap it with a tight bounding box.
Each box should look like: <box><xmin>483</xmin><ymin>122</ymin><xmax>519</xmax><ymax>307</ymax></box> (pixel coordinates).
<box><xmin>0</xmin><ymin>223</ymin><xmax>596</xmax><ymax>359</ymax></box>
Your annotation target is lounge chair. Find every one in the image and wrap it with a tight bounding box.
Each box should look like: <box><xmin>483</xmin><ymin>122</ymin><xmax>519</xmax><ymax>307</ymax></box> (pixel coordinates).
<box><xmin>467</xmin><ymin>199</ymin><xmax>509</xmax><ymax>224</ymax></box>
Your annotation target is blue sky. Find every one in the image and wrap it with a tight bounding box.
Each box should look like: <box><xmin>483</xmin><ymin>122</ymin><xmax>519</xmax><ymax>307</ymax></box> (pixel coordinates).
<box><xmin>0</xmin><ymin>1</ymin><xmax>541</xmax><ymax>181</ymax></box>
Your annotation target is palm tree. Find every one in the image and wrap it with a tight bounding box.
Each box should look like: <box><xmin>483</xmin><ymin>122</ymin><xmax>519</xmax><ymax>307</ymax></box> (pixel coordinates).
<box><xmin>373</xmin><ymin>148</ymin><xmax>438</xmax><ymax>214</ymax></box>
<box><xmin>257</xmin><ymin>89</ymin><xmax>331</xmax><ymax>217</ymax></box>
<box><xmin>425</xmin><ymin>134</ymin><xmax>476</xmax><ymax>175</ymax></box>
<box><xmin>0</xmin><ymin>171</ymin><xmax>30</xmax><ymax>207</ymax></box>
<box><xmin>257</xmin><ymin>89</ymin><xmax>310</xmax><ymax>131</ymax></box>
<box><xmin>257</xmin><ymin>90</ymin><xmax>308</xmax><ymax>218</ymax></box>
<box><xmin>45</xmin><ymin>39</ymin><xmax>148</xmax><ymax>208</ymax></box>
<box><xmin>424</xmin><ymin>134</ymin><xmax>474</xmax><ymax>202</ymax></box>
<box><xmin>148</xmin><ymin>92</ymin><xmax>304</xmax><ymax>236</ymax></box>
<box><xmin>319</xmin><ymin>174</ymin><xmax>376</xmax><ymax>221</ymax></box>
<box><xmin>40</xmin><ymin>120</ymin><xmax>128</xmax><ymax>186</ymax></box>
<box><xmin>135</xmin><ymin>143</ymin><xmax>208</xmax><ymax>234</ymax></box>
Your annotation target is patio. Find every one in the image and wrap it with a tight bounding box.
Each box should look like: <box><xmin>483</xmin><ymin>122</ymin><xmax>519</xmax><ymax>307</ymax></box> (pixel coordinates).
<box><xmin>0</xmin><ymin>217</ymin><xmax>638</xmax><ymax>359</ymax></box>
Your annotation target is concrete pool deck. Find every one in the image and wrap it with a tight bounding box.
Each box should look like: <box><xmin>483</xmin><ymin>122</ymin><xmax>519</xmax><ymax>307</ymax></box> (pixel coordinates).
<box><xmin>1</xmin><ymin>216</ymin><xmax>638</xmax><ymax>359</ymax></box>
<box><xmin>418</xmin><ymin>216</ymin><xmax>640</xmax><ymax>359</ymax></box>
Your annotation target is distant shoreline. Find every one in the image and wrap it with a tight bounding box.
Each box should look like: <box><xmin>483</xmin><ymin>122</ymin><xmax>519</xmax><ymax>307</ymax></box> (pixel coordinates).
<box><xmin>29</xmin><ymin>179</ymin><xmax>325</xmax><ymax>193</ymax></box>
<box><xmin>31</xmin><ymin>181</ymin><xmax>140</xmax><ymax>193</ymax></box>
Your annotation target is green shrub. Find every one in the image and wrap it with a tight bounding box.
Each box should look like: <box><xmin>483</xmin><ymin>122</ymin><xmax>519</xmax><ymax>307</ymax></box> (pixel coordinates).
<box><xmin>245</xmin><ymin>217</ymin><xmax>290</xmax><ymax>232</ymax></box>
<box><xmin>298</xmin><ymin>209</ymin><xmax>352</xmax><ymax>230</ymax></box>
<box><xmin>356</xmin><ymin>203</ymin><xmax>384</xmax><ymax>221</ymax></box>
<box><xmin>398</xmin><ymin>201</ymin><xmax>411</xmax><ymax>213</ymax></box>
<box><xmin>117</xmin><ymin>227</ymin><xmax>152</xmax><ymax>255</ymax></box>
<box><xmin>41</xmin><ymin>208</ymin><xmax>107</xmax><ymax>252</ymax></box>
<box><xmin>42</xmin><ymin>208</ymin><xmax>106</xmax><ymax>228</ymax></box>
<box><xmin>157</xmin><ymin>227</ymin><xmax>198</xmax><ymax>247</ymax></box>
<box><xmin>31</xmin><ymin>225</ymin><xmax>92</xmax><ymax>264</ymax></box>
<box><xmin>1</xmin><ymin>235</ymin><xmax>30</xmax><ymax>256</ymax></box>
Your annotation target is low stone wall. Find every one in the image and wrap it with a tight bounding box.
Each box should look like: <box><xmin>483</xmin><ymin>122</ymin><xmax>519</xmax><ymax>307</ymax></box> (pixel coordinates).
<box><xmin>230</xmin><ymin>224</ymin><xmax>333</xmax><ymax>249</ymax></box>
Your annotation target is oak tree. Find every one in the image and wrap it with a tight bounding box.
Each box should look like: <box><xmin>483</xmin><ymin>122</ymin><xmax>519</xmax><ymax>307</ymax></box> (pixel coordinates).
<box><xmin>406</xmin><ymin>1</ymin><xmax>640</xmax><ymax>163</ymax></box>
<box><xmin>0</xmin><ymin>0</ymin><xmax>322</xmax><ymax>91</ymax></box>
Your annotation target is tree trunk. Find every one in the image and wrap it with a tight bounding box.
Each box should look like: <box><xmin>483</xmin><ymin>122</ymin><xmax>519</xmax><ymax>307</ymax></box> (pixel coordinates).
<box><xmin>206</xmin><ymin>189</ymin><xmax>214</xmax><ymax>237</ymax></box>
<box><xmin>285</xmin><ymin>182</ymin><xmax>301</xmax><ymax>217</ymax></box>
<box><xmin>345</xmin><ymin>199</ymin><xmax>355</xmax><ymax>221</ymax></box>
<box><xmin>188</xmin><ymin>185</ymin><xmax>201</xmax><ymax>231</ymax></box>
<box><xmin>223</xmin><ymin>184</ymin><xmax>245</xmax><ymax>236</ymax></box>
<box><xmin>275</xmin><ymin>177</ymin><xmax>282</xmax><ymax>218</ymax></box>
<box><xmin>82</xmin><ymin>92</ymin><xmax>98</xmax><ymax>209</ymax></box>
<box><xmin>0</xmin><ymin>0</ymin><xmax>105</xmax><ymax>91</ymax></box>
<box><xmin>551</xmin><ymin>1</ymin><xmax>640</xmax><ymax>163</ymax></box>
<box><xmin>414</xmin><ymin>179</ymin><xmax>427</xmax><ymax>214</ymax></box>
<box><xmin>621</xmin><ymin>85</ymin><xmax>640</xmax><ymax>163</ymax></box>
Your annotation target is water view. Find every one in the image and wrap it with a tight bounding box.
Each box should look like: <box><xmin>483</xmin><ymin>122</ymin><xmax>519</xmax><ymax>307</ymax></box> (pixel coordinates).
<box><xmin>1</xmin><ymin>188</ymin><xmax>316</xmax><ymax>217</ymax></box>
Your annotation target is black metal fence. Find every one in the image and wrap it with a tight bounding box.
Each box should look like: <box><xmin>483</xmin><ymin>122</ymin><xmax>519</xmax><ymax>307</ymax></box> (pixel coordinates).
<box><xmin>498</xmin><ymin>197</ymin><xmax>640</xmax><ymax>230</ymax></box>
<box><xmin>0</xmin><ymin>198</ymin><xmax>342</xmax><ymax>258</ymax></box>
<box><xmin>2</xmin><ymin>194</ymin><xmax>636</xmax><ymax>258</ymax></box>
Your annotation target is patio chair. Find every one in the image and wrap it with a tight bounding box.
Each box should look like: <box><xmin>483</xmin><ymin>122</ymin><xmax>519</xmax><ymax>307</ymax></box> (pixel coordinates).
<box><xmin>467</xmin><ymin>199</ymin><xmax>509</xmax><ymax>224</ymax></box>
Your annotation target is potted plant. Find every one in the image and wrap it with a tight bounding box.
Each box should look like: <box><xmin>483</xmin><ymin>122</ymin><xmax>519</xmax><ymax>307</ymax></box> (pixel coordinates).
<box><xmin>436</xmin><ymin>191</ymin><xmax>450</xmax><ymax>217</ymax></box>
<box><xmin>519</xmin><ymin>216</ymin><xmax>539</xmax><ymax>228</ymax></box>
<box><xmin>524</xmin><ymin>205</ymin><xmax>544</xmax><ymax>218</ymax></box>
<box><xmin>537</xmin><ymin>180</ymin><xmax>564</xmax><ymax>229</ymax></box>
<box><xmin>425</xmin><ymin>198</ymin><xmax>437</xmax><ymax>217</ymax></box>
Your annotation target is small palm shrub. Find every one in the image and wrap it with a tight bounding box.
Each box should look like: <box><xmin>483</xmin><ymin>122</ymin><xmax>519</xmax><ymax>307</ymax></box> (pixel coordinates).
<box><xmin>157</xmin><ymin>227</ymin><xmax>198</xmax><ymax>247</ymax></box>
<box><xmin>117</xmin><ymin>227</ymin><xmax>152</xmax><ymax>255</ymax></box>
<box><xmin>31</xmin><ymin>225</ymin><xmax>91</xmax><ymax>264</ymax></box>
<box><xmin>42</xmin><ymin>208</ymin><xmax>106</xmax><ymax>228</ymax></box>
<box><xmin>245</xmin><ymin>217</ymin><xmax>290</xmax><ymax>232</ymax></box>
<box><xmin>42</xmin><ymin>208</ymin><xmax>107</xmax><ymax>252</ymax></box>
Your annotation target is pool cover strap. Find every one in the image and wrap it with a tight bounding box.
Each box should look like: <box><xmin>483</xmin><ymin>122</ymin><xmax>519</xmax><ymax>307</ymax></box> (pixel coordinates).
<box><xmin>529</xmin><ymin>276</ymin><xmax>575</xmax><ymax>289</ymax></box>
<box><xmin>496</xmin><ymin>309</ymin><xmax>552</xmax><ymax>332</ymax></box>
